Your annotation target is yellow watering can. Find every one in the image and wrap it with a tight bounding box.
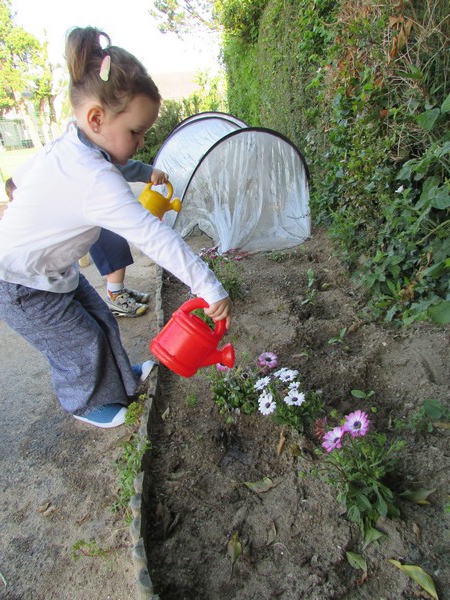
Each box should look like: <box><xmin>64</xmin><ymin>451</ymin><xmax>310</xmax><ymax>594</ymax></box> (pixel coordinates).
<box><xmin>138</xmin><ymin>181</ymin><xmax>182</xmax><ymax>220</ymax></box>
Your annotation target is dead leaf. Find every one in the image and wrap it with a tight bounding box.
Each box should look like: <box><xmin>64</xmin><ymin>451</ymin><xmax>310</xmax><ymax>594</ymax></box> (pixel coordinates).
<box><xmin>413</xmin><ymin>522</ymin><xmax>421</xmax><ymax>538</ymax></box>
<box><xmin>389</xmin><ymin>560</ymin><xmax>438</xmax><ymax>600</ymax></box>
<box><xmin>277</xmin><ymin>429</ymin><xmax>286</xmax><ymax>456</ymax></box>
<box><xmin>227</xmin><ymin>531</ymin><xmax>242</xmax><ymax>565</ymax></box>
<box><xmin>161</xmin><ymin>407</ymin><xmax>170</xmax><ymax>420</ymax></box>
<box><xmin>42</xmin><ymin>505</ymin><xmax>56</xmax><ymax>517</ymax></box>
<box><xmin>400</xmin><ymin>488</ymin><xmax>436</xmax><ymax>506</ymax></box>
<box><xmin>37</xmin><ymin>501</ymin><xmax>51</xmax><ymax>513</ymax></box>
<box><xmin>433</xmin><ymin>421</ymin><xmax>450</xmax><ymax>429</ymax></box>
<box><xmin>266</xmin><ymin>521</ymin><xmax>277</xmax><ymax>546</ymax></box>
<box><xmin>156</xmin><ymin>501</ymin><xmax>173</xmax><ymax>537</ymax></box>
<box><xmin>243</xmin><ymin>477</ymin><xmax>276</xmax><ymax>494</ymax></box>
<box><xmin>166</xmin><ymin>512</ymin><xmax>181</xmax><ymax>536</ymax></box>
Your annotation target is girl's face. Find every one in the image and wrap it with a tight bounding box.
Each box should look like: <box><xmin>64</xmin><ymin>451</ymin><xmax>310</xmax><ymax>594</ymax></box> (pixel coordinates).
<box><xmin>98</xmin><ymin>95</ymin><xmax>159</xmax><ymax>165</ymax></box>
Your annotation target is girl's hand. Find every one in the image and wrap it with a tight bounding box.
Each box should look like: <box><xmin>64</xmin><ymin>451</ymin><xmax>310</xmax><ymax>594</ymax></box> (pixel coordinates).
<box><xmin>150</xmin><ymin>168</ymin><xmax>169</xmax><ymax>185</ymax></box>
<box><xmin>204</xmin><ymin>297</ymin><xmax>232</xmax><ymax>329</ymax></box>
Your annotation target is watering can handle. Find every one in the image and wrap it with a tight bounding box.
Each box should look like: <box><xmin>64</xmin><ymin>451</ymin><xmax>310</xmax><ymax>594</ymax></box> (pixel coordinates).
<box><xmin>147</xmin><ymin>180</ymin><xmax>173</xmax><ymax>200</ymax></box>
<box><xmin>180</xmin><ymin>298</ymin><xmax>226</xmax><ymax>338</ymax></box>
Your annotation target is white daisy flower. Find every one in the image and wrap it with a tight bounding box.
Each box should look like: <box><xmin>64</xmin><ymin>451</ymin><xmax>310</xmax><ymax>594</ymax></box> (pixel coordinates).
<box><xmin>254</xmin><ymin>376</ymin><xmax>271</xmax><ymax>391</ymax></box>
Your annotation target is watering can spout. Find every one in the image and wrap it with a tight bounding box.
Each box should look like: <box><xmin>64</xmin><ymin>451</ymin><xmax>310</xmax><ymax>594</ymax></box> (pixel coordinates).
<box><xmin>200</xmin><ymin>343</ymin><xmax>235</xmax><ymax>369</ymax></box>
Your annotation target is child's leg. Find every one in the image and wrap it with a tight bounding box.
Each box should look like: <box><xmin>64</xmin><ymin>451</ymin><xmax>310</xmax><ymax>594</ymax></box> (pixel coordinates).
<box><xmin>90</xmin><ymin>229</ymin><xmax>134</xmax><ymax>276</ymax></box>
<box><xmin>90</xmin><ymin>229</ymin><xmax>149</xmax><ymax>315</ymax></box>
<box><xmin>0</xmin><ymin>276</ymin><xmax>138</xmax><ymax>415</ymax></box>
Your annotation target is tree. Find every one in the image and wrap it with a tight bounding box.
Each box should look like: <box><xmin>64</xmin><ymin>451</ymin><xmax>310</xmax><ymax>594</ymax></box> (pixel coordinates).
<box><xmin>0</xmin><ymin>0</ymin><xmax>47</xmax><ymax>114</ymax></box>
<box><xmin>149</xmin><ymin>0</ymin><xmax>221</xmax><ymax>37</ymax></box>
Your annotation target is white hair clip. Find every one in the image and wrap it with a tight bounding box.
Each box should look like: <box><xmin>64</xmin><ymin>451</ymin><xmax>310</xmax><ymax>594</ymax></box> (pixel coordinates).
<box><xmin>99</xmin><ymin>55</ymin><xmax>111</xmax><ymax>82</ymax></box>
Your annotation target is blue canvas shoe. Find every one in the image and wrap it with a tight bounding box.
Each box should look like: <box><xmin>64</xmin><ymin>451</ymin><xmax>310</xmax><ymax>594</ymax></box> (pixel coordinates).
<box><xmin>132</xmin><ymin>360</ymin><xmax>155</xmax><ymax>383</ymax></box>
<box><xmin>73</xmin><ymin>403</ymin><xmax>127</xmax><ymax>428</ymax></box>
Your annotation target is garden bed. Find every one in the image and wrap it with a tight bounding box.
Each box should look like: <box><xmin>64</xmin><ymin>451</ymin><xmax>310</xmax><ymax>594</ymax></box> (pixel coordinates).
<box><xmin>142</xmin><ymin>228</ymin><xmax>450</xmax><ymax>600</ymax></box>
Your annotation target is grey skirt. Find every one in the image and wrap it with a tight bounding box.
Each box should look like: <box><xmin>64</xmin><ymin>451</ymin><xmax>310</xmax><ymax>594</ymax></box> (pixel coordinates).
<box><xmin>0</xmin><ymin>273</ymin><xmax>138</xmax><ymax>415</ymax></box>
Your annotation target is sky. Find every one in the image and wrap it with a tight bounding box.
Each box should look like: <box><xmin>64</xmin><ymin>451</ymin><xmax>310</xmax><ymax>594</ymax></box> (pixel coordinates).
<box><xmin>9</xmin><ymin>0</ymin><xmax>221</xmax><ymax>75</ymax></box>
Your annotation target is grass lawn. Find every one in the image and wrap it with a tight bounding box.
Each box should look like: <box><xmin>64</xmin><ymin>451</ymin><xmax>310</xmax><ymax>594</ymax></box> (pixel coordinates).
<box><xmin>0</xmin><ymin>147</ymin><xmax>37</xmax><ymax>200</ymax></box>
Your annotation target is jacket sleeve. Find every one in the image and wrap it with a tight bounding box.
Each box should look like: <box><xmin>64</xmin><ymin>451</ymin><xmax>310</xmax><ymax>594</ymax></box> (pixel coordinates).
<box><xmin>117</xmin><ymin>160</ymin><xmax>153</xmax><ymax>183</ymax></box>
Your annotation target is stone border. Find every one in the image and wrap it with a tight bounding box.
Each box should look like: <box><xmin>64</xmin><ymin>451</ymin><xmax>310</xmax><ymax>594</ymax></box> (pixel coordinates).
<box><xmin>129</xmin><ymin>265</ymin><xmax>164</xmax><ymax>600</ymax></box>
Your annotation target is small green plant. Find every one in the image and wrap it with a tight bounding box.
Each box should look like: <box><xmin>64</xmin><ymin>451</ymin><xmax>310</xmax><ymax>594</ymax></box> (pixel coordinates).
<box><xmin>394</xmin><ymin>398</ymin><xmax>450</xmax><ymax>433</ymax></box>
<box><xmin>311</xmin><ymin>410</ymin><xmax>405</xmax><ymax>536</ymax></box>
<box><xmin>266</xmin><ymin>250</ymin><xmax>288</xmax><ymax>263</ymax></box>
<box><xmin>206</xmin><ymin>359</ymin><xmax>260</xmax><ymax>416</ymax></box>
<box><xmin>206</xmin><ymin>351</ymin><xmax>324</xmax><ymax>431</ymax></box>
<box><xmin>186</xmin><ymin>389</ymin><xmax>198</xmax><ymax>407</ymax></box>
<box><xmin>114</xmin><ymin>436</ymin><xmax>151</xmax><ymax>521</ymax></box>
<box><xmin>124</xmin><ymin>396</ymin><xmax>146</xmax><ymax>425</ymax></box>
<box><xmin>328</xmin><ymin>327</ymin><xmax>347</xmax><ymax>345</ymax></box>
<box><xmin>351</xmin><ymin>389</ymin><xmax>375</xmax><ymax>400</ymax></box>
<box><xmin>300</xmin><ymin>268</ymin><xmax>316</xmax><ymax>305</ymax></box>
<box><xmin>198</xmin><ymin>246</ymin><xmax>246</xmax><ymax>301</ymax></box>
<box><xmin>71</xmin><ymin>539</ymin><xmax>108</xmax><ymax>561</ymax></box>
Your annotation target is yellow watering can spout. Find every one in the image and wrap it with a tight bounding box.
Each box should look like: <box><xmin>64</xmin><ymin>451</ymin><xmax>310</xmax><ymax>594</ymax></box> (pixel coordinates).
<box><xmin>138</xmin><ymin>181</ymin><xmax>182</xmax><ymax>220</ymax></box>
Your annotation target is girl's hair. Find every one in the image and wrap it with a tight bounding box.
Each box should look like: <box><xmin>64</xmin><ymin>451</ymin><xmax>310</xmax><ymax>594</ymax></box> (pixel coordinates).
<box><xmin>65</xmin><ymin>26</ymin><xmax>161</xmax><ymax>113</ymax></box>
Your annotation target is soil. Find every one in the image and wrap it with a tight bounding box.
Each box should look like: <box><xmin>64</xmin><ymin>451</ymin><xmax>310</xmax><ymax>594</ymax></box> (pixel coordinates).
<box><xmin>142</xmin><ymin>228</ymin><xmax>450</xmax><ymax>600</ymax></box>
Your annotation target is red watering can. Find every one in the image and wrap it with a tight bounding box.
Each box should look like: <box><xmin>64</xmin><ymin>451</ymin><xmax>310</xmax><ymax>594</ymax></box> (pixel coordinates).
<box><xmin>150</xmin><ymin>298</ymin><xmax>235</xmax><ymax>378</ymax></box>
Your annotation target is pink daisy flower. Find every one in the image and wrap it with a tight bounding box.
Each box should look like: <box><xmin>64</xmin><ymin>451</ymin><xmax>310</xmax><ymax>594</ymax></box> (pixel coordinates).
<box><xmin>322</xmin><ymin>426</ymin><xmax>346</xmax><ymax>453</ymax></box>
<box><xmin>344</xmin><ymin>410</ymin><xmax>370</xmax><ymax>437</ymax></box>
<box><xmin>257</xmin><ymin>352</ymin><xmax>279</xmax><ymax>370</ymax></box>
<box><xmin>216</xmin><ymin>363</ymin><xmax>229</xmax><ymax>372</ymax></box>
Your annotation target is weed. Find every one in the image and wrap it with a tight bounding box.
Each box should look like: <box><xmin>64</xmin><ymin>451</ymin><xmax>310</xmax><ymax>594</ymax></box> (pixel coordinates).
<box><xmin>394</xmin><ymin>398</ymin><xmax>450</xmax><ymax>433</ymax></box>
<box><xmin>71</xmin><ymin>539</ymin><xmax>108</xmax><ymax>561</ymax></box>
<box><xmin>113</xmin><ymin>436</ymin><xmax>151</xmax><ymax>522</ymax></box>
<box><xmin>328</xmin><ymin>327</ymin><xmax>347</xmax><ymax>345</ymax></box>
<box><xmin>266</xmin><ymin>250</ymin><xmax>288</xmax><ymax>263</ymax></box>
<box><xmin>186</xmin><ymin>390</ymin><xmax>198</xmax><ymax>407</ymax></box>
<box><xmin>198</xmin><ymin>246</ymin><xmax>246</xmax><ymax>301</ymax></box>
<box><xmin>124</xmin><ymin>395</ymin><xmax>146</xmax><ymax>426</ymax></box>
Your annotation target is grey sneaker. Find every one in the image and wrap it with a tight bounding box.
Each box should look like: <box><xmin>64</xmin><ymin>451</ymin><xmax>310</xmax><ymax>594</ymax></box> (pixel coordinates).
<box><xmin>125</xmin><ymin>287</ymin><xmax>150</xmax><ymax>304</ymax></box>
<box><xmin>106</xmin><ymin>290</ymin><xmax>148</xmax><ymax>317</ymax></box>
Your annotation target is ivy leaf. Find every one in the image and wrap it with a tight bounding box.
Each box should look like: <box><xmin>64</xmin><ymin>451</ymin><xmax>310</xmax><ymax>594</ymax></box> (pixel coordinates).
<box><xmin>441</xmin><ymin>92</ymin><xmax>450</xmax><ymax>114</ymax></box>
<box><xmin>243</xmin><ymin>477</ymin><xmax>276</xmax><ymax>493</ymax></box>
<box><xmin>428</xmin><ymin>301</ymin><xmax>450</xmax><ymax>325</ymax></box>
<box><xmin>346</xmin><ymin>551</ymin><xmax>367</xmax><ymax>573</ymax></box>
<box><xmin>417</xmin><ymin>108</ymin><xmax>440</xmax><ymax>131</ymax></box>
<box><xmin>389</xmin><ymin>560</ymin><xmax>439</xmax><ymax>599</ymax></box>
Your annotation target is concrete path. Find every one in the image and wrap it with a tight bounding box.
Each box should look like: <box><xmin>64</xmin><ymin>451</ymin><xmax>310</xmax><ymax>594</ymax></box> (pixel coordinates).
<box><xmin>0</xmin><ymin>247</ymin><xmax>159</xmax><ymax>599</ymax></box>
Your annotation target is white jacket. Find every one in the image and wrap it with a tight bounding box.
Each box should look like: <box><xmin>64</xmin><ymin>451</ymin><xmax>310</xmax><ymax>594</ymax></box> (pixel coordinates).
<box><xmin>0</xmin><ymin>123</ymin><xmax>227</xmax><ymax>305</ymax></box>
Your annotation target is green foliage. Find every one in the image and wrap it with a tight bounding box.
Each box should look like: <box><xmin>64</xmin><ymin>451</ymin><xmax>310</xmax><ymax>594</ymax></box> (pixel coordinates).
<box><xmin>124</xmin><ymin>397</ymin><xmax>146</xmax><ymax>425</ymax></box>
<box><xmin>314</xmin><ymin>419</ymin><xmax>405</xmax><ymax>534</ymax></box>
<box><xmin>394</xmin><ymin>398</ymin><xmax>450</xmax><ymax>433</ymax></box>
<box><xmin>71</xmin><ymin>539</ymin><xmax>108</xmax><ymax>561</ymax></box>
<box><xmin>221</xmin><ymin>35</ymin><xmax>261</xmax><ymax>125</ymax></box>
<box><xmin>205</xmin><ymin>352</ymin><xmax>324</xmax><ymax>432</ymax></box>
<box><xmin>0</xmin><ymin>0</ymin><xmax>49</xmax><ymax>114</ymax></box>
<box><xmin>206</xmin><ymin>360</ymin><xmax>260</xmax><ymax>415</ymax></box>
<box><xmin>220</xmin><ymin>0</ymin><xmax>450</xmax><ymax>326</ymax></box>
<box><xmin>219</xmin><ymin>0</ymin><xmax>269</xmax><ymax>43</ymax></box>
<box><xmin>198</xmin><ymin>246</ymin><xmax>245</xmax><ymax>301</ymax></box>
<box><xmin>114</xmin><ymin>436</ymin><xmax>151</xmax><ymax>521</ymax></box>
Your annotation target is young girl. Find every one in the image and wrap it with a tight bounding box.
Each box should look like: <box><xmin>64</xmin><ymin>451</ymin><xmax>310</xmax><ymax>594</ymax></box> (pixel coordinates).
<box><xmin>0</xmin><ymin>26</ymin><xmax>231</xmax><ymax>429</ymax></box>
